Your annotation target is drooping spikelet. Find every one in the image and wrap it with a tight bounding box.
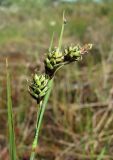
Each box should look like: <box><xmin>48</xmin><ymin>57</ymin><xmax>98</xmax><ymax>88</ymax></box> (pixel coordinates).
<box><xmin>64</xmin><ymin>45</ymin><xmax>82</xmax><ymax>62</ymax></box>
<box><xmin>64</xmin><ymin>44</ymin><xmax>93</xmax><ymax>62</ymax></box>
<box><xmin>28</xmin><ymin>74</ymin><xmax>49</xmax><ymax>103</ymax></box>
<box><xmin>44</xmin><ymin>48</ymin><xmax>64</xmax><ymax>76</ymax></box>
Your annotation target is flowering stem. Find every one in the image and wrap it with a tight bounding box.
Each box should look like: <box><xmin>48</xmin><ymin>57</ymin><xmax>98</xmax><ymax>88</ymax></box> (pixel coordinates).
<box><xmin>30</xmin><ymin>12</ymin><xmax>65</xmax><ymax>160</ymax></box>
<box><xmin>49</xmin><ymin>32</ymin><xmax>54</xmax><ymax>52</ymax></box>
<box><xmin>30</xmin><ymin>79</ymin><xmax>53</xmax><ymax>160</ymax></box>
<box><xmin>30</xmin><ymin>102</ymin><xmax>42</xmax><ymax>160</ymax></box>
<box><xmin>58</xmin><ymin>11</ymin><xmax>65</xmax><ymax>51</ymax></box>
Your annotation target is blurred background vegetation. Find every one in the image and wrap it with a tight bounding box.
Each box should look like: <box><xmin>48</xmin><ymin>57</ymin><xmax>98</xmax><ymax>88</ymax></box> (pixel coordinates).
<box><xmin>1</xmin><ymin>0</ymin><xmax>113</xmax><ymax>159</ymax></box>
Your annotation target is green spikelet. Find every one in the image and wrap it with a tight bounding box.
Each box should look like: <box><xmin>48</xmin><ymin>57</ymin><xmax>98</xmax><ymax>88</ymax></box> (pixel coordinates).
<box><xmin>64</xmin><ymin>44</ymin><xmax>93</xmax><ymax>62</ymax></box>
<box><xmin>45</xmin><ymin>48</ymin><xmax>64</xmax><ymax>76</ymax></box>
<box><xmin>64</xmin><ymin>45</ymin><xmax>82</xmax><ymax>62</ymax></box>
<box><xmin>29</xmin><ymin>74</ymin><xmax>49</xmax><ymax>103</ymax></box>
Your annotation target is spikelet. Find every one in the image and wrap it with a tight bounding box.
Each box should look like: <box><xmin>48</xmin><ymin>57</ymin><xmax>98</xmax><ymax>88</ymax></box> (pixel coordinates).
<box><xmin>28</xmin><ymin>74</ymin><xmax>49</xmax><ymax>103</ymax></box>
<box><xmin>45</xmin><ymin>48</ymin><xmax>64</xmax><ymax>76</ymax></box>
<box><xmin>64</xmin><ymin>44</ymin><xmax>93</xmax><ymax>62</ymax></box>
<box><xmin>64</xmin><ymin>45</ymin><xmax>82</xmax><ymax>62</ymax></box>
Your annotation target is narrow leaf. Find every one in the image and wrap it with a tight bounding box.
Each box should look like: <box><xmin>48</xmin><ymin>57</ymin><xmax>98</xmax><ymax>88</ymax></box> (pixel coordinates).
<box><xmin>6</xmin><ymin>59</ymin><xmax>17</xmax><ymax>160</ymax></box>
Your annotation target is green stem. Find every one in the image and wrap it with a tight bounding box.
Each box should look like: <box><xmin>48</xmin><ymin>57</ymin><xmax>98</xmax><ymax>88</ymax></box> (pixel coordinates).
<box><xmin>30</xmin><ymin>11</ymin><xmax>65</xmax><ymax>160</ymax></box>
<box><xmin>58</xmin><ymin>11</ymin><xmax>65</xmax><ymax>51</ymax></box>
<box><xmin>30</xmin><ymin>102</ymin><xmax>42</xmax><ymax>160</ymax></box>
<box><xmin>30</xmin><ymin>79</ymin><xmax>53</xmax><ymax>160</ymax></box>
<box><xmin>49</xmin><ymin>32</ymin><xmax>54</xmax><ymax>52</ymax></box>
<box><xmin>6</xmin><ymin>59</ymin><xmax>17</xmax><ymax>160</ymax></box>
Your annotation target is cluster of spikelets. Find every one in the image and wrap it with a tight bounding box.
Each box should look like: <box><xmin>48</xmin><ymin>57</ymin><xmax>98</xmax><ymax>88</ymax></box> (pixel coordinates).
<box><xmin>29</xmin><ymin>44</ymin><xmax>92</xmax><ymax>103</ymax></box>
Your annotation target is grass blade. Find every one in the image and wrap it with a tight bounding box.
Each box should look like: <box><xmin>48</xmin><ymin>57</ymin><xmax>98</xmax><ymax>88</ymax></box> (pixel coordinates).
<box><xmin>97</xmin><ymin>147</ymin><xmax>106</xmax><ymax>160</ymax></box>
<box><xmin>6</xmin><ymin>59</ymin><xmax>17</xmax><ymax>160</ymax></box>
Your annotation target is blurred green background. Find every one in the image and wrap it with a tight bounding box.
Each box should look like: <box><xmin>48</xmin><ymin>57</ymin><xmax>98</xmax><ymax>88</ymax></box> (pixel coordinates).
<box><xmin>1</xmin><ymin>0</ymin><xmax>113</xmax><ymax>159</ymax></box>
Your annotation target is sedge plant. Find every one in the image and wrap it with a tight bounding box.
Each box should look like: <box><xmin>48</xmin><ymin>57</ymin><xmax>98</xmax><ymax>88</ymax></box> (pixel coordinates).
<box><xmin>29</xmin><ymin>12</ymin><xmax>92</xmax><ymax>160</ymax></box>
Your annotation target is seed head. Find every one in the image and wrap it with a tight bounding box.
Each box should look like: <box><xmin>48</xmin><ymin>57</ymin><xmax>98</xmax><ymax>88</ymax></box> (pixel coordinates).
<box><xmin>64</xmin><ymin>45</ymin><xmax>82</xmax><ymax>62</ymax></box>
<box><xmin>64</xmin><ymin>44</ymin><xmax>93</xmax><ymax>62</ymax></box>
<box><xmin>45</xmin><ymin>48</ymin><xmax>64</xmax><ymax>76</ymax></box>
<box><xmin>28</xmin><ymin>74</ymin><xmax>49</xmax><ymax>103</ymax></box>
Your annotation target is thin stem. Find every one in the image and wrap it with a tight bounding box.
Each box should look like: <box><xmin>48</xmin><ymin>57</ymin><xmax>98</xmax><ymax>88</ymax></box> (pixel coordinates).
<box><xmin>58</xmin><ymin>11</ymin><xmax>66</xmax><ymax>51</ymax></box>
<box><xmin>49</xmin><ymin>32</ymin><xmax>54</xmax><ymax>52</ymax></box>
<box><xmin>30</xmin><ymin>11</ymin><xmax>65</xmax><ymax>160</ymax></box>
<box><xmin>30</xmin><ymin>79</ymin><xmax>53</xmax><ymax>160</ymax></box>
<box><xmin>30</xmin><ymin>102</ymin><xmax>42</xmax><ymax>160</ymax></box>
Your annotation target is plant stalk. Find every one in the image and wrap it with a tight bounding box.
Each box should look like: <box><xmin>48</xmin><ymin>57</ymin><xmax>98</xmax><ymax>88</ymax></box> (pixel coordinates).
<box><xmin>30</xmin><ymin>79</ymin><xmax>53</xmax><ymax>160</ymax></box>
